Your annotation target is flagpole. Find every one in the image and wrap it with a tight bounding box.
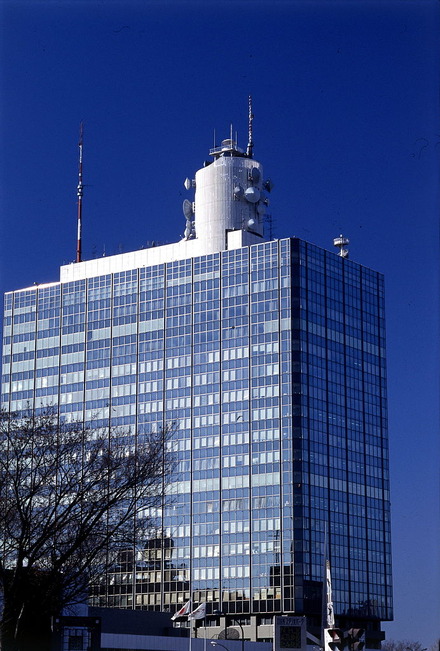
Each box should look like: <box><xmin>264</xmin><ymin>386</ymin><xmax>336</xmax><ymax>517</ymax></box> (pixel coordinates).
<box><xmin>189</xmin><ymin>599</ymin><xmax>192</xmax><ymax>651</ymax></box>
<box><xmin>322</xmin><ymin>523</ymin><xmax>328</xmax><ymax>645</ymax></box>
<box><xmin>189</xmin><ymin>572</ymin><xmax>192</xmax><ymax>651</ymax></box>
<box><xmin>188</xmin><ymin>602</ymin><xmax>207</xmax><ymax>651</ymax></box>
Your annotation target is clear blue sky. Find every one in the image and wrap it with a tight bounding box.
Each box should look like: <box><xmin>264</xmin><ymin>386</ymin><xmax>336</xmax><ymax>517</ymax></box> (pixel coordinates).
<box><xmin>0</xmin><ymin>0</ymin><xmax>438</xmax><ymax>646</ymax></box>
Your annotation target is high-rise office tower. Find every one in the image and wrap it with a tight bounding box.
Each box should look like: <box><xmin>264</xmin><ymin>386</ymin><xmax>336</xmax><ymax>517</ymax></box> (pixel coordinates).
<box><xmin>1</xmin><ymin>118</ymin><xmax>392</xmax><ymax>645</ymax></box>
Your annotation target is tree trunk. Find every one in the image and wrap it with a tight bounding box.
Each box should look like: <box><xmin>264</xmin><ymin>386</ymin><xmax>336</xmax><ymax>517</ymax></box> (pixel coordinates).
<box><xmin>1</xmin><ymin>599</ymin><xmax>21</xmax><ymax>651</ymax></box>
<box><xmin>1</xmin><ymin>569</ymin><xmax>60</xmax><ymax>651</ymax></box>
<box><xmin>1</xmin><ymin>599</ymin><xmax>53</xmax><ymax>651</ymax></box>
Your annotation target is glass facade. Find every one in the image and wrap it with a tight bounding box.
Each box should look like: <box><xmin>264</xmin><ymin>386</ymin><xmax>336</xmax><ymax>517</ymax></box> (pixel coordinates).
<box><xmin>1</xmin><ymin>237</ymin><xmax>392</xmax><ymax>638</ymax></box>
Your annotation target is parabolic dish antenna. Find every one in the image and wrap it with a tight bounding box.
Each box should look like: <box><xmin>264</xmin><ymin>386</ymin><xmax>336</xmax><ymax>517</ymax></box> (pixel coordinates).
<box><xmin>183</xmin><ymin>199</ymin><xmax>194</xmax><ymax>219</ymax></box>
<box><xmin>264</xmin><ymin>179</ymin><xmax>274</xmax><ymax>192</ymax></box>
<box><xmin>250</xmin><ymin>166</ymin><xmax>261</xmax><ymax>183</ymax></box>
<box><xmin>244</xmin><ymin>187</ymin><xmax>260</xmax><ymax>203</ymax></box>
<box><xmin>218</xmin><ymin>628</ymin><xmax>240</xmax><ymax>640</ymax></box>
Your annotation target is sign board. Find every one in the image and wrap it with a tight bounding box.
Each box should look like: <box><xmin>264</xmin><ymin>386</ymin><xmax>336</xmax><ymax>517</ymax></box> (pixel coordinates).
<box><xmin>273</xmin><ymin>616</ymin><xmax>306</xmax><ymax>651</ymax></box>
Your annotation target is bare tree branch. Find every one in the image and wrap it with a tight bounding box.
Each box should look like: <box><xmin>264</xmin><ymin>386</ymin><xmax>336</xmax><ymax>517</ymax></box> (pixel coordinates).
<box><xmin>0</xmin><ymin>407</ymin><xmax>175</xmax><ymax>651</ymax></box>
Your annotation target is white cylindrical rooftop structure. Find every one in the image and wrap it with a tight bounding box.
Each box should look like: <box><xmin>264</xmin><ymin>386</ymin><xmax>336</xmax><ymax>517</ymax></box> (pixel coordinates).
<box><xmin>193</xmin><ymin>139</ymin><xmax>266</xmax><ymax>253</ymax></box>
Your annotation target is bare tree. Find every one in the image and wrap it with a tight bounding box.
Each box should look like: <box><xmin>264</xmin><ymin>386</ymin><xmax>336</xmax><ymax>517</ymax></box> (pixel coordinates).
<box><xmin>382</xmin><ymin>641</ymin><xmax>428</xmax><ymax>651</ymax></box>
<box><xmin>0</xmin><ymin>408</ymin><xmax>175</xmax><ymax>651</ymax></box>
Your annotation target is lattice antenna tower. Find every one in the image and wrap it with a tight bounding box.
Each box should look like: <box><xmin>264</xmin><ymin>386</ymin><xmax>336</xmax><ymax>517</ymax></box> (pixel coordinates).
<box><xmin>246</xmin><ymin>95</ymin><xmax>254</xmax><ymax>158</ymax></box>
<box><xmin>76</xmin><ymin>122</ymin><xmax>84</xmax><ymax>263</ymax></box>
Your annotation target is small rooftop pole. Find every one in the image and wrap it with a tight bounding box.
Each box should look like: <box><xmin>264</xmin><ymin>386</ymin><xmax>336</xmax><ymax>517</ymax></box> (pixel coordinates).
<box><xmin>246</xmin><ymin>95</ymin><xmax>254</xmax><ymax>158</ymax></box>
<box><xmin>76</xmin><ymin>122</ymin><xmax>84</xmax><ymax>263</ymax></box>
<box><xmin>333</xmin><ymin>234</ymin><xmax>349</xmax><ymax>258</ymax></box>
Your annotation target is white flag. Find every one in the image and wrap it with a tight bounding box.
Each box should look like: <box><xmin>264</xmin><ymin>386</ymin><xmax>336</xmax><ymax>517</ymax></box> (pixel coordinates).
<box><xmin>171</xmin><ymin>600</ymin><xmax>191</xmax><ymax>621</ymax></box>
<box><xmin>189</xmin><ymin>602</ymin><xmax>206</xmax><ymax>620</ymax></box>
<box><xmin>326</xmin><ymin>560</ymin><xmax>335</xmax><ymax>628</ymax></box>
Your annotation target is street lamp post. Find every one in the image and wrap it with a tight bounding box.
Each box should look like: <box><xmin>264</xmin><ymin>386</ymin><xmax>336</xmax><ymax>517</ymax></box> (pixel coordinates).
<box><xmin>211</xmin><ymin>642</ymin><xmax>230</xmax><ymax>651</ymax></box>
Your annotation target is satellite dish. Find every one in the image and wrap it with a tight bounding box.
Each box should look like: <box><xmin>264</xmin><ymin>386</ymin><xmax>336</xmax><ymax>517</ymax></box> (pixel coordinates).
<box><xmin>184</xmin><ymin>178</ymin><xmax>192</xmax><ymax>190</ymax></box>
<box><xmin>257</xmin><ymin>203</ymin><xmax>266</xmax><ymax>215</ymax></box>
<box><xmin>233</xmin><ymin>185</ymin><xmax>244</xmax><ymax>199</ymax></box>
<box><xmin>218</xmin><ymin>628</ymin><xmax>240</xmax><ymax>640</ymax></box>
<box><xmin>248</xmin><ymin>218</ymin><xmax>255</xmax><ymax>227</ymax></box>
<box><xmin>250</xmin><ymin>166</ymin><xmax>261</xmax><ymax>183</ymax></box>
<box><xmin>244</xmin><ymin>187</ymin><xmax>260</xmax><ymax>203</ymax></box>
<box><xmin>183</xmin><ymin>199</ymin><xmax>194</xmax><ymax>219</ymax></box>
<box><xmin>264</xmin><ymin>179</ymin><xmax>274</xmax><ymax>192</ymax></box>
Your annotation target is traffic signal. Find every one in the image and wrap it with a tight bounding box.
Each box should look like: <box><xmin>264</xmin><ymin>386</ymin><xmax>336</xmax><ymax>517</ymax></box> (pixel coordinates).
<box><xmin>325</xmin><ymin>628</ymin><xmax>346</xmax><ymax>651</ymax></box>
<box><xmin>345</xmin><ymin>628</ymin><xmax>365</xmax><ymax>651</ymax></box>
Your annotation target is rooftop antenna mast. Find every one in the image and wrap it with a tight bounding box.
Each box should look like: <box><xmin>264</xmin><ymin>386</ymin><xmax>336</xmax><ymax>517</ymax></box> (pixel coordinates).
<box><xmin>76</xmin><ymin>122</ymin><xmax>84</xmax><ymax>263</ymax></box>
<box><xmin>246</xmin><ymin>95</ymin><xmax>254</xmax><ymax>158</ymax></box>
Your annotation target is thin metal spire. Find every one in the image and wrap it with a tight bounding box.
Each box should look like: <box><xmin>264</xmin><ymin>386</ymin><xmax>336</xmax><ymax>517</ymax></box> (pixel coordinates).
<box><xmin>246</xmin><ymin>95</ymin><xmax>254</xmax><ymax>158</ymax></box>
<box><xmin>76</xmin><ymin>122</ymin><xmax>84</xmax><ymax>263</ymax></box>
